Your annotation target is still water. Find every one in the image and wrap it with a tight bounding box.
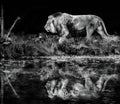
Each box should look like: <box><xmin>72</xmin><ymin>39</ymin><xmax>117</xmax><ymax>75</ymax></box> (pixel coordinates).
<box><xmin>0</xmin><ymin>57</ymin><xmax>120</xmax><ymax>104</ymax></box>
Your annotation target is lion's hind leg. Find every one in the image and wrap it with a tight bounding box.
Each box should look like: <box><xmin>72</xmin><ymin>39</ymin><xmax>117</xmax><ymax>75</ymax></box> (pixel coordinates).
<box><xmin>86</xmin><ymin>25</ymin><xmax>95</xmax><ymax>41</ymax></box>
<box><xmin>97</xmin><ymin>25</ymin><xmax>108</xmax><ymax>39</ymax></box>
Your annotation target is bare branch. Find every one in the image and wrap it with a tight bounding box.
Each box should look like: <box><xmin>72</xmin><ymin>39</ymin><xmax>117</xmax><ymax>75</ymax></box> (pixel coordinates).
<box><xmin>6</xmin><ymin>16</ymin><xmax>21</xmax><ymax>38</ymax></box>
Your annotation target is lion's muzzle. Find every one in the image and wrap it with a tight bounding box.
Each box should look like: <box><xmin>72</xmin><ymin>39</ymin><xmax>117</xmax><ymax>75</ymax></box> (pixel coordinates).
<box><xmin>44</xmin><ymin>21</ymin><xmax>57</xmax><ymax>33</ymax></box>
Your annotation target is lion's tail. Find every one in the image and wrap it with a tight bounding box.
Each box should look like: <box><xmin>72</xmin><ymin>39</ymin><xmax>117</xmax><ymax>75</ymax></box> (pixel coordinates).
<box><xmin>99</xmin><ymin>17</ymin><xmax>110</xmax><ymax>37</ymax></box>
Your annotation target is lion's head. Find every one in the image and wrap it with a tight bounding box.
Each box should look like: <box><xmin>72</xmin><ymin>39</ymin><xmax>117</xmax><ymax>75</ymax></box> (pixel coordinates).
<box><xmin>44</xmin><ymin>15</ymin><xmax>57</xmax><ymax>33</ymax></box>
<box><xmin>44</xmin><ymin>12</ymin><xmax>63</xmax><ymax>33</ymax></box>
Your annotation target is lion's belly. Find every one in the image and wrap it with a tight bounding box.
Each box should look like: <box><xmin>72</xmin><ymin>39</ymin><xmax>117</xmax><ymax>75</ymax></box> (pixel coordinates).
<box><xmin>74</xmin><ymin>21</ymin><xmax>88</xmax><ymax>30</ymax></box>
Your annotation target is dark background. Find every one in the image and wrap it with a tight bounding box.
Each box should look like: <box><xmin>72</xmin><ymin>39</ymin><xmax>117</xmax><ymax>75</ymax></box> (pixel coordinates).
<box><xmin>0</xmin><ymin>0</ymin><xmax>120</xmax><ymax>35</ymax></box>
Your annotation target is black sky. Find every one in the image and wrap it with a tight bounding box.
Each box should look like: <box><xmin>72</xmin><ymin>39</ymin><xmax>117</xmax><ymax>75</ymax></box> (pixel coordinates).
<box><xmin>1</xmin><ymin>0</ymin><xmax>120</xmax><ymax>35</ymax></box>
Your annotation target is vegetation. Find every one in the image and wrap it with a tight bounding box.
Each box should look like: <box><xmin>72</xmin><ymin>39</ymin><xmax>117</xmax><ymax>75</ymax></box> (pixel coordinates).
<box><xmin>1</xmin><ymin>31</ymin><xmax>120</xmax><ymax>59</ymax></box>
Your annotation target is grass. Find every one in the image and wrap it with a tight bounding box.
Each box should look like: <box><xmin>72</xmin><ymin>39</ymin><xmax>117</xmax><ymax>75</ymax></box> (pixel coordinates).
<box><xmin>1</xmin><ymin>31</ymin><xmax>120</xmax><ymax>59</ymax></box>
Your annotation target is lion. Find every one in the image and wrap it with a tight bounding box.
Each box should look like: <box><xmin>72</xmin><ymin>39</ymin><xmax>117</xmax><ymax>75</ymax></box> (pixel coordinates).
<box><xmin>44</xmin><ymin>12</ymin><xmax>110</xmax><ymax>44</ymax></box>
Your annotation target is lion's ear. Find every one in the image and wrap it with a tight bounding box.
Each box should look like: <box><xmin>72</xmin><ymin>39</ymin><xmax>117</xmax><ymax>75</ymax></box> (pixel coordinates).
<box><xmin>52</xmin><ymin>12</ymin><xmax>62</xmax><ymax>17</ymax></box>
<box><xmin>47</xmin><ymin>15</ymin><xmax>52</xmax><ymax>20</ymax></box>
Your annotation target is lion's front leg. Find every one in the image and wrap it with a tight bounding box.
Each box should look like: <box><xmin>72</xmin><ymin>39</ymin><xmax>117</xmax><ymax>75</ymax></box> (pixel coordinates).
<box><xmin>59</xmin><ymin>35</ymin><xmax>67</xmax><ymax>44</ymax></box>
<box><xmin>58</xmin><ymin>27</ymin><xmax>69</xmax><ymax>44</ymax></box>
<box><xmin>86</xmin><ymin>25</ymin><xmax>94</xmax><ymax>41</ymax></box>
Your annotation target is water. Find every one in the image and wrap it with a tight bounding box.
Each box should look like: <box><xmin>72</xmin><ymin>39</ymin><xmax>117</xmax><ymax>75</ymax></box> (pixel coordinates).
<box><xmin>0</xmin><ymin>57</ymin><xmax>120</xmax><ymax>104</ymax></box>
